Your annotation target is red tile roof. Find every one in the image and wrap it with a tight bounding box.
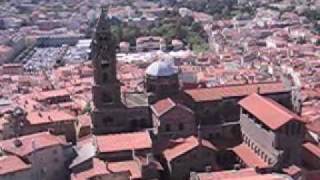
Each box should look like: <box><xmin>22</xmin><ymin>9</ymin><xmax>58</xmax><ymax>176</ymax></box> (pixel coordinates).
<box><xmin>96</xmin><ymin>132</ymin><xmax>152</xmax><ymax>153</ymax></box>
<box><xmin>108</xmin><ymin>160</ymin><xmax>142</xmax><ymax>179</ymax></box>
<box><xmin>303</xmin><ymin>142</ymin><xmax>320</xmax><ymax>158</ymax></box>
<box><xmin>0</xmin><ymin>155</ymin><xmax>31</xmax><ymax>175</ymax></box>
<box><xmin>163</xmin><ymin>136</ymin><xmax>216</xmax><ymax>162</ymax></box>
<box><xmin>151</xmin><ymin>98</ymin><xmax>176</xmax><ymax>117</ymax></box>
<box><xmin>0</xmin><ymin>132</ymin><xmax>67</xmax><ymax>157</ymax></box>
<box><xmin>232</xmin><ymin>143</ymin><xmax>269</xmax><ymax>168</ymax></box>
<box><xmin>307</xmin><ymin>120</ymin><xmax>320</xmax><ymax>134</ymax></box>
<box><xmin>151</xmin><ymin>98</ymin><xmax>193</xmax><ymax>117</ymax></box>
<box><xmin>37</xmin><ymin>89</ymin><xmax>70</xmax><ymax>101</ymax></box>
<box><xmin>185</xmin><ymin>82</ymin><xmax>289</xmax><ymax>102</ymax></box>
<box><xmin>239</xmin><ymin>93</ymin><xmax>303</xmax><ymax>130</ymax></box>
<box><xmin>78</xmin><ymin>114</ymin><xmax>92</xmax><ymax>128</ymax></box>
<box><xmin>71</xmin><ymin>158</ymin><xmax>110</xmax><ymax>180</ymax></box>
<box><xmin>26</xmin><ymin>110</ymin><xmax>76</xmax><ymax>125</ymax></box>
<box><xmin>282</xmin><ymin>165</ymin><xmax>301</xmax><ymax>177</ymax></box>
<box><xmin>197</xmin><ymin>168</ymin><xmax>287</xmax><ymax>180</ymax></box>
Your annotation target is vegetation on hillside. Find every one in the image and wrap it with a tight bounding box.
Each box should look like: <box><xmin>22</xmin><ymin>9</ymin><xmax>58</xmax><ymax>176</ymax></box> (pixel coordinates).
<box><xmin>110</xmin><ymin>14</ymin><xmax>209</xmax><ymax>52</ymax></box>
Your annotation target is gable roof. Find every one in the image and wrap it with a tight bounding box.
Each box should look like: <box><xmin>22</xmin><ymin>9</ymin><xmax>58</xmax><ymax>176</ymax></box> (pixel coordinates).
<box><xmin>163</xmin><ymin>136</ymin><xmax>216</xmax><ymax>162</ymax></box>
<box><xmin>151</xmin><ymin>98</ymin><xmax>193</xmax><ymax>117</ymax></box>
<box><xmin>37</xmin><ymin>89</ymin><xmax>70</xmax><ymax>101</ymax></box>
<box><xmin>151</xmin><ymin>98</ymin><xmax>176</xmax><ymax>117</ymax></box>
<box><xmin>185</xmin><ymin>82</ymin><xmax>289</xmax><ymax>102</ymax></box>
<box><xmin>232</xmin><ymin>143</ymin><xmax>269</xmax><ymax>169</ymax></box>
<box><xmin>307</xmin><ymin>119</ymin><xmax>320</xmax><ymax>135</ymax></box>
<box><xmin>26</xmin><ymin>110</ymin><xmax>76</xmax><ymax>125</ymax></box>
<box><xmin>71</xmin><ymin>158</ymin><xmax>110</xmax><ymax>180</ymax></box>
<box><xmin>0</xmin><ymin>132</ymin><xmax>67</xmax><ymax>157</ymax></box>
<box><xmin>108</xmin><ymin>160</ymin><xmax>142</xmax><ymax>179</ymax></box>
<box><xmin>96</xmin><ymin>132</ymin><xmax>152</xmax><ymax>153</ymax></box>
<box><xmin>239</xmin><ymin>93</ymin><xmax>303</xmax><ymax>130</ymax></box>
<box><xmin>303</xmin><ymin>142</ymin><xmax>320</xmax><ymax>158</ymax></box>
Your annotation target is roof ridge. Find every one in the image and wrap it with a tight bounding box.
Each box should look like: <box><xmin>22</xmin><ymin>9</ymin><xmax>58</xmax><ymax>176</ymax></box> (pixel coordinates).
<box><xmin>256</xmin><ymin>93</ymin><xmax>297</xmax><ymax>121</ymax></box>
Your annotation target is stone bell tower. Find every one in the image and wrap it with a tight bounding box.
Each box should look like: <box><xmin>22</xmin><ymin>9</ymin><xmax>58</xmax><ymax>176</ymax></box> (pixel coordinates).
<box><xmin>91</xmin><ymin>7</ymin><xmax>125</xmax><ymax>134</ymax></box>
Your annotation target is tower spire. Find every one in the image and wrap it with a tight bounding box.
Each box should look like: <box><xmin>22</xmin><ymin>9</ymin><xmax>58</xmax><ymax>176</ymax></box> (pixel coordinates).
<box><xmin>95</xmin><ymin>6</ymin><xmax>112</xmax><ymax>35</ymax></box>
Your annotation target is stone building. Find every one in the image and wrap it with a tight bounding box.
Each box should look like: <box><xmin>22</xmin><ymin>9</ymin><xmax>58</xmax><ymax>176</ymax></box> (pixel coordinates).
<box><xmin>161</xmin><ymin>136</ymin><xmax>217</xmax><ymax>180</ymax></box>
<box><xmin>91</xmin><ymin>7</ymin><xmax>150</xmax><ymax>135</ymax></box>
<box><xmin>183</xmin><ymin>82</ymin><xmax>294</xmax><ymax>140</ymax></box>
<box><xmin>151</xmin><ymin>98</ymin><xmax>196</xmax><ymax>140</ymax></box>
<box><xmin>0</xmin><ymin>132</ymin><xmax>73</xmax><ymax>180</ymax></box>
<box><xmin>237</xmin><ymin>93</ymin><xmax>305</xmax><ymax>169</ymax></box>
<box><xmin>136</xmin><ymin>36</ymin><xmax>166</xmax><ymax>52</ymax></box>
<box><xmin>2</xmin><ymin>108</ymin><xmax>78</xmax><ymax>144</ymax></box>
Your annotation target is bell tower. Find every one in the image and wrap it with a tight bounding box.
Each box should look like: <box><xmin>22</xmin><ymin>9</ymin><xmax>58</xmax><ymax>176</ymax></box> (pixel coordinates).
<box><xmin>91</xmin><ymin>7</ymin><xmax>124</xmax><ymax>134</ymax></box>
<box><xmin>91</xmin><ymin>6</ymin><xmax>121</xmax><ymax>107</ymax></box>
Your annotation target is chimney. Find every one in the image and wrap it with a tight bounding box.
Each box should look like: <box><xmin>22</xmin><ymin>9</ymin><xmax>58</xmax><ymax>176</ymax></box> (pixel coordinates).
<box><xmin>31</xmin><ymin>139</ymin><xmax>36</xmax><ymax>151</ymax></box>
<box><xmin>146</xmin><ymin>153</ymin><xmax>152</xmax><ymax>165</ymax></box>
<box><xmin>257</xmin><ymin>87</ymin><xmax>261</xmax><ymax>94</ymax></box>
<box><xmin>13</xmin><ymin>138</ymin><xmax>22</xmax><ymax>147</ymax></box>
<box><xmin>132</xmin><ymin>149</ymin><xmax>136</xmax><ymax>158</ymax></box>
<box><xmin>197</xmin><ymin>124</ymin><xmax>202</xmax><ymax>146</ymax></box>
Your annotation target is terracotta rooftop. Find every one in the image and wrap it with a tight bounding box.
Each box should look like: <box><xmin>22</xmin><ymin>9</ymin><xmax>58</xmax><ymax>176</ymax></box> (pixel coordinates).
<box><xmin>0</xmin><ymin>132</ymin><xmax>67</xmax><ymax>157</ymax></box>
<box><xmin>96</xmin><ymin>132</ymin><xmax>152</xmax><ymax>153</ymax></box>
<box><xmin>282</xmin><ymin>165</ymin><xmax>302</xmax><ymax>177</ymax></box>
<box><xmin>108</xmin><ymin>160</ymin><xmax>142</xmax><ymax>179</ymax></box>
<box><xmin>307</xmin><ymin>119</ymin><xmax>320</xmax><ymax>134</ymax></box>
<box><xmin>26</xmin><ymin>110</ymin><xmax>76</xmax><ymax>125</ymax></box>
<box><xmin>196</xmin><ymin>168</ymin><xmax>288</xmax><ymax>180</ymax></box>
<box><xmin>71</xmin><ymin>158</ymin><xmax>110</xmax><ymax>180</ymax></box>
<box><xmin>37</xmin><ymin>89</ymin><xmax>70</xmax><ymax>101</ymax></box>
<box><xmin>239</xmin><ymin>93</ymin><xmax>303</xmax><ymax>130</ymax></box>
<box><xmin>0</xmin><ymin>155</ymin><xmax>31</xmax><ymax>176</ymax></box>
<box><xmin>303</xmin><ymin>142</ymin><xmax>320</xmax><ymax>158</ymax></box>
<box><xmin>151</xmin><ymin>98</ymin><xmax>176</xmax><ymax>117</ymax></box>
<box><xmin>151</xmin><ymin>98</ymin><xmax>193</xmax><ymax>117</ymax></box>
<box><xmin>232</xmin><ymin>143</ymin><xmax>269</xmax><ymax>168</ymax></box>
<box><xmin>163</xmin><ymin>136</ymin><xmax>216</xmax><ymax>162</ymax></box>
<box><xmin>185</xmin><ymin>82</ymin><xmax>289</xmax><ymax>102</ymax></box>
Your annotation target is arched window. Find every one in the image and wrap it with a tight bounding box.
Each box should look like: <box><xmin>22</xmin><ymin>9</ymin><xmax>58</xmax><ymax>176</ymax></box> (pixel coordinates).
<box><xmin>102</xmin><ymin>93</ymin><xmax>112</xmax><ymax>103</ymax></box>
<box><xmin>102</xmin><ymin>72</ymin><xmax>108</xmax><ymax>83</ymax></box>
<box><xmin>165</xmin><ymin>124</ymin><xmax>171</xmax><ymax>132</ymax></box>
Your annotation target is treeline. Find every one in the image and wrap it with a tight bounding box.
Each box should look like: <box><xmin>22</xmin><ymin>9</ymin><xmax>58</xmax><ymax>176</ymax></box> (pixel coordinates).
<box><xmin>111</xmin><ymin>15</ymin><xmax>209</xmax><ymax>52</ymax></box>
<box><xmin>303</xmin><ymin>9</ymin><xmax>320</xmax><ymax>34</ymax></box>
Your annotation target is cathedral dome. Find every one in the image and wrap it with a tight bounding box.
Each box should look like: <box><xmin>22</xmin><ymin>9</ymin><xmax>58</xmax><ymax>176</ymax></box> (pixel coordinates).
<box><xmin>146</xmin><ymin>60</ymin><xmax>178</xmax><ymax>77</ymax></box>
